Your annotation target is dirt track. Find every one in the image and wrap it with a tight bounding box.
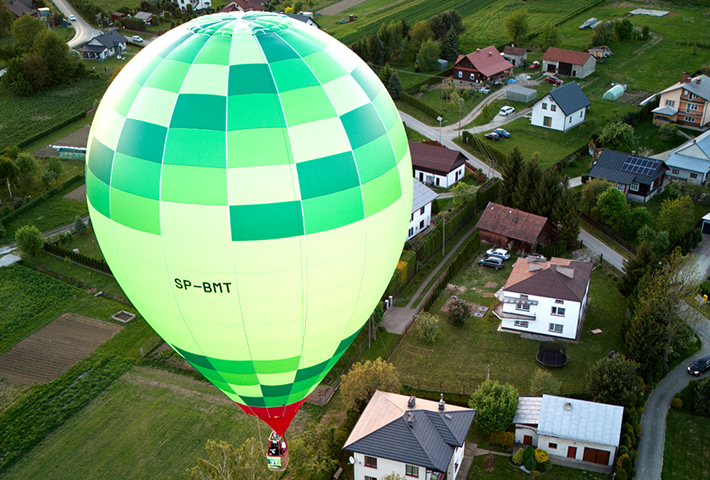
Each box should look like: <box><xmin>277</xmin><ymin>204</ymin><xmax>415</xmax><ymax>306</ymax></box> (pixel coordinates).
<box><xmin>318</xmin><ymin>0</ymin><xmax>369</xmax><ymax>16</ymax></box>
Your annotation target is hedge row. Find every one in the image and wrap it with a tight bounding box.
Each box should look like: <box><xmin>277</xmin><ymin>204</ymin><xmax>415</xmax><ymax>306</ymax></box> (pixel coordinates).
<box><xmin>399</xmin><ymin>92</ymin><xmax>441</xmax><ymax>118</ymax></box>
<box><xmin>403</xmin><ymin>67</ymin><xmax>454</xmax><ymax>95</ymax></box>
<box><xmin>0</xmin><ymin>355</ymin><xmax>132</xmax><ymax>474</ymax></box>
<box><xmin>384</xmin><ymin>249</ymin><xmax>417</xmax><ymax>298</ymax></box>
<box><xmin>677</xmin><ymin>41</ymin><xmax>710</xmax><ymax>49</ymax></box>
<box><xmin>43</xmin><ymin>241</ymin><xmax>112</xmax><ymax>274</ymax></box>
<box><xmin>17</xmin><ymin>112</ymin><xmax>87</xmax><ymax>149</ymax></box>
<box><xmin>476</xmin><ymin>178</ymin><xmax>500</xmax><ymax>211</ymax></box>
<box><xmin>0</xmin><ymin>175</ymin><xmax>84</xmax><ymax>226</ymax></box>
<box><xmin>537</xmin><ymin>241</ymin><xmax>566</xmax><ymax>258</ymax></box>
<box><xmin>401</xmin><ymin>384</ymin><xmax>470</xmax><ymax>407</ymax></box>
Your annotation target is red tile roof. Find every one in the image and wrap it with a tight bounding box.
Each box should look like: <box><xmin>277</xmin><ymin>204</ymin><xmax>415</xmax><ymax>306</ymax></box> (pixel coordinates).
<box><xmin>409</xmin><ymin>141</ymin><xmax>466</xmax><ymax>176</ymax></box>
<box><xmin>219</xmin><ymin>0</ymin><xmax>265</xmax><ymax>12</ymax></box>
<box><xmin>475</xmin><ymin>202</ymin><xmax>548</xmax><ymax>245</ymax></box>
<box><xmin>455</xmin><ymin>46</ymin><xmax>513</xmax><ymax>78</ymax></box>
<box><xmin>542</xmin><ymin>47</ymin><xmax>591</xmax><ymax>66</ymax></box>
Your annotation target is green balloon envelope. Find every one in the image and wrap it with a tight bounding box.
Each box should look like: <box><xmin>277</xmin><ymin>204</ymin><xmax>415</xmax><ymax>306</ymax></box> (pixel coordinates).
<box><xmin>86</xmin><ymin>12</ymin><xmax>412</xmax><ymax>434</ymax></box>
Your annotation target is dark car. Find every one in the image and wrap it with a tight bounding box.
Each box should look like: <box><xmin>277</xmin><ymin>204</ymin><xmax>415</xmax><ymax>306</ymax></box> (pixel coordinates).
<box><xmin>546</xmin><ymin>76</ymin><xmax>563</xmax><ymax>85</ymax></box>
<box><xmin>493</xmin><ymin>128</ymin><xmax>510</xmax><ymax>138</ymax></box>
<box><xmin>484</xmin><ymin>132</ymin><xmax>499</xmax><ymax>141</ymax></box>
<box><xmin>688</xmin><ymin>354</ymin><xmax>710</xmax><ymax>376</ymax></box>
<box><xmin>478</xmin><ymin>256</ymin><xmax>504</xmax><ymax>270</ymax></box>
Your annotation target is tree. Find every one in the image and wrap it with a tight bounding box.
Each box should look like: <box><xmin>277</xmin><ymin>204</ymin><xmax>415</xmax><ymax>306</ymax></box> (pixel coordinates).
<box><xmin>340</xmin><ymin>358</ymin><xmax>400</xmax><ymax>411</ymax></box>
<box><xmin>387</xmin><ymin>71</ymin><xmax>403</xmax><ymax>99</ymax></box>
<box><xmin>657</xmin><ymin>195</ymin><xmax>695</xmax><ymax>243</ymax></box>
<box><xmin>530</xmin><ymin>369</ymin><xmax>560</xmax><ymax>396</ymax></box>
<box><xmin>11</xmin><ymin>15</ymin><xmax>45</xmax><ymax>51</ymax></box>
<box><xmin>451</xmin><ymin>181</ymin><xmax>476</xmax><ymax>206</ymax></box>
<box><xmin>0</xmin><ymin>0</ymin><xmax>13</xmax><ymax>38</ymax></box>
<box><xmin>541</xmin><ymin>22</ymin><xmax>560</xmax><ymax>51</ymax></box>
<box><xmin>186</xmin><ymin>438</ymin><xmax>277</xmax><ymax>480</ymax></box>
<box><xmin>468</xmin><ymin>380</ymin><xmax>519</xmax><ymax>435</ymax></box>
<box><xmin>659</xmin><ymin>123</ymin><xmax>678</xmax><ymax>141</ymax></box>
<box><xmin>409</xmin><ymin>20</ymin><xmax>432</xmax><ymax>54</ymax></box>
<box><xmin>504</xmin><ymin>10</ymin><xmax>528</xmax><ymax>45</ymax></box>
<box><xmin>587</xmin><ymin>355</ymin><xmax>643</xmax><ymax>408</ymax></box>
<box><xmin>385</xmin><ymin>20</ymin><xmax>404</xmax><ymax>60</ymax></box>
<box><xmin>511</xmin><ymin>157</ymin><xmax>541</xmax><ymax>210</ymax></box>
<box><xmin>46</xmin><ymin>157</ymin><xmax>63</xmax><ymax>181</ymax></box>
<box><xmin>447</xmin><ymin>297</ymin><xmax>470</xmax><ymax>326</ymax></box>
<box><xmin>614</xmin><ymin>19</ymin><xmax>634</xmax><ymax>42</ymax></box>
<box><xmin>417</xmin><ymin>40</ymin><xmax>440</xmax><ymax>72</ymax></box>
<box><xmin>415</xmin><ymin>311</ymin><xmax>440</xmax><ymax>343</ymax></box>
<box><xmin>441</xmin><ymin>28</ymin><xmax>460</xmax><ymax>61</ymax></box>
<box><xmin>428</xmin><ymin>15</ymin><xmax>447</xmax><ymax>42</ymax></box>
<box><xmin>589</xmin><ymin>21</ymin><xmax>614</xmax><ymax>48</ymax></box>
<box><xmin>529</xmin><ymin>167</ymin><xmax>561</xmax><ymax>221</ymax></box>
<box><xmin>636</xmin><ymin>225</ymin><xmax>669</xmax><ymax>255</ymax></box>
<box><xmin>641</xmin><ymin>25</ymin><xmax>650</xmax><ymax>40</ymax></box>
<box><xmin>553</xmin><ymin>189</ymin><xmax>580</xmax><ymax>248</ymax></box>
<box><xmin>499</xmin><ymin>147</ymin><xmax>523</xmax><ymax>207</ymax></box>
<box><xmin>0</xmin><ymin>222</ymin><xmax>6</xmax><ymax>240</ymax></box>
<box><xmin>367</xmin><ymin>31</ymin><xmax>385</xmax><ymax>65</ymax></box>
<box><xmin>74</xmin><ymin>215</ymin><xmax>87</xmax><ymax>234</ymax></box>
<box><xmin>596</xmin><ymin>186</ymin><xmax>630</xmax><ymax>235</ymax></box>
<box><xmin>0</xmin><ymin>155</ymin><xmax>19</xmax><ymax>198</ymax></box>
<box><xmin>15</xmin><ymin>152</ymin><xmax>37</xmax><ymax>187</ymax></box>
<box><xmin>288</xmin><ymin>423</ymin><xmax>339</xmax><ymax>480</ymax></box>
<box><xmin>15</xmin><ymin>225</ymin><xmax>44</xmax><ymax>256</ymax></box>
<box><xmin>41</xmin><ymin>170</ymin><xmax>57</xmax><ymax>188</ymax></box>
<box><xmin>598</xmin><ymin>121</ymin><xmax>635</xmax><ymax>150</ymax></box>
<box><xmin>378</xmin><ymin>63</ymin><xmax>394</xmax><ymax>86</ymax></box>
<box><xmin>581</xmin><ymin>178</ymin><xmax>611</xmax><ymax>214</ymax></box>
<box><xmin>618</xmin><ymin>241</ymin><xmax>656</xmax><ymax>297</ymax></box>
<box><xmin>33</xmin><ymin>29</ymin><xmax>83</xmax><ymax>86</ymax></box>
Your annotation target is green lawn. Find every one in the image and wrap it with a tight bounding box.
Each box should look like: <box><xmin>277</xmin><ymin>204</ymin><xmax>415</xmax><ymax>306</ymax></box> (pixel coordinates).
<box><xmin>466</xmin><ymin>454</ymin><xmax>607</xmax><ymax>480</ymax></box>
<box><xmin>391</xmin><ymin>265</ymin><xmax>626</xmax><ymax>396</ymax></box>
<box><xmin>1</xmin><ymin>366</ymin><xmax>309</xmax><ymax>480</ymax></box>
<box><xmin>662</xmin><ymin>408</ymin><xmax>710</xmax><ymax>480</ymax></box>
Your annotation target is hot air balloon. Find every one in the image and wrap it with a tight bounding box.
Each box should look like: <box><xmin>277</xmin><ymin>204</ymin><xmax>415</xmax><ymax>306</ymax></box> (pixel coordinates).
<box><xmin>86</xmin><ymin>11</ymin><xmax>412</xmax><ymax>470</ymax></box>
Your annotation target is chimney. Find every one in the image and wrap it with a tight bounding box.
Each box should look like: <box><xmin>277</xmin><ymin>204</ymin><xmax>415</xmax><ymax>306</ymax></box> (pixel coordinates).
<box><xmin>489</xmin><ymin>52</ymin><xmax>492</xmax><ymax>56</ymax></box>
<box><xmin>408</xmin><ymin>396</ymin><xmax>416</xmax><ymax>408</ymax></box>
<box><xmin>681</xmin><ymin>72</ymin><xmax>691</xmax><ymax>84</ymax></box>
<box><xmin>697</xmin><ymin>78</ymin><xmax>702</xmax><ymax>85</ymax></box>
<box><xmin>564</xmin><ymin>402</ymin><xmax>572</xmax><ymax>411</ymax></box>
<box><xmin>631</xmin><ymin>150</ymin><xmax>636</xmax><ymax>156</ymax></box>
<box><xmin>438</xmin><ymin>393</ymin><xmax>445</xmax><ymax>411</ymax></box>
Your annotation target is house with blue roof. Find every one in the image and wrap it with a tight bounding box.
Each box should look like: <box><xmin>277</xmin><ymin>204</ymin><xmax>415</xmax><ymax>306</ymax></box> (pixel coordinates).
<box><xmin>344</xmin><ymin>390</ymin><xmax>475</xmax><ymax>480</ymax></box>
<box><xmin>588</xmin><ymin>149</ymin><xmax>667</xmax><ymax>203</ymax></box>
<box><xmin>530</xmin><ymin>82</ymin><xmax>591</xmax><ymax>132</ymax></box>
<box><xmin>664</xmin><ymin>129</ymin><xmax>710</xmax><ymax>185</ymax></box>
<box><xmin>513</xmin><ymin>395</ymin><xmax>623</xmax><ymax>472</ymax></box>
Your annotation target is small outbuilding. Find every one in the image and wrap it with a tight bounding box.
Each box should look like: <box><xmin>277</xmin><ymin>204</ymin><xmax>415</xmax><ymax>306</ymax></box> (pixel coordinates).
<box><xmin>506</xmin><ymin>85</ymin><xmax>536</xmax><ymax>103</ymax></box>
<box><xmin>502</xmin><ymin>45</ymin><xmax>527</xmax><ymax>67</ymax></box>
<box><xmin>602</xmin><ymin>84</ymin><xmax>626</xmax><ymax>101</ymax></box>
<box><xmin>702</xmin><ymin>212</ymin><xmax>710</xmax><ymax>235</ymax></box>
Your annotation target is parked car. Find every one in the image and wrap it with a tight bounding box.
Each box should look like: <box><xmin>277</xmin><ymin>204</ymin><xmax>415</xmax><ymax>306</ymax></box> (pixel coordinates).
<box><xmin>528</xmin><ymin>61</ymin><xmax>540</xmax><ymax>70</ymax></box>
<box><xmin>484</xmin><ymin>132</ymin><xmax>499</xmax><ymax>141</ymax></box>
<box><xmin>546</xmin><ymin>76</ymin><xmax>563</xmax><ymax>85</ymax></box>
<box><xmin>499</xmin><ymin>106</ymin><xmax>515</xmax><ymax>116</ymax></box>
<box><xmin>493</xmin><ymin>128</ymin><xmax>510</xmax><ymax>138</ymax></box>
<box><xmin>69</xmin><ymin>15</ymin><xmax>76</xmax><ymax>21</ymax></box>
<box><xmin>688</xmin><ymin>354</ymin><xmax>710</xmax><ymax>376</ymax></box>
<box><xmin>132</xmin><ymin>35</ymin><xmax>143</xmax><ymax>43</ymax></box>
<box><xmin>486</xmin><ymin>248</ymin><xmax>511</xmax><ymax>260</ymax></box>
<box><xmin>478</xmin><ymin>256</ymin><xmax>504</xmax><ymax>270</ymax></box>
<box><xmin>478</xmin><ymin>87</ymin><xmax>490</xmax><ymax>94</ymax></box>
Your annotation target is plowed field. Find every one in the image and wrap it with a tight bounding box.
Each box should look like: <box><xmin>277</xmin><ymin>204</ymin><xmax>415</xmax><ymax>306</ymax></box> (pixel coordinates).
<box><xmin>0</xmin><ymin>313</ymin><xmax>122</xmax><ymax>384</ymax></box>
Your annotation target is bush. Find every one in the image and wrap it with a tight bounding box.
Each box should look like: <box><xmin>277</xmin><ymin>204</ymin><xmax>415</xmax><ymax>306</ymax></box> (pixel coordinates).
<box><xmin>15</xmin><ymin>225</ymin><xmax>44</xmax><ymax>256</ymax></box>
<box><xmin>524</xmin><ymin>456</ymin><xmax>536</xmax><ymax>472</ymax></box>
<box><xmin>534</xmin><ymin>449</ymin><xmax>548</xmax><ymax>463</ymax></box>
<box><xmin>447</xmin><ymin>297</ymin><xmax>470</xmax><ymax>326</ymax></box>
<box><xmin>543</xmin><ymin>460</ymin><xmax>553</xmax><ymax>472</ymax></box>
<box><xmin>512</xmin><ymin>447</ymin><xmax>524</xmax><ymax>465</ymax></box>
<box><xmin>523</xmin><ymin>446</ymin><xmax>534</xmax><ymax>463</ymax></box>
<box><xmin>617</xmin><ymin>453</ymin><xmax>632</xmax><ymax>471</ymax></box>
<box><xmin>633</xmin><ymin>424</ymin><xmax>642</xmax><ymax>436</ymax></box>
<box><xmin>489</xmin><ymin>431</ymin><xmax>514</xmax><ymax>449</ymax></box>
<box><xmin>620</xmin><ymin>434</ymin><xmax>632</xmax><ymax>449</ymax></box>
<box><xmin>671</xmin><ymin>397</ymin><xmax>683</xmax><ymax>408</ymax></box>
<box><xmin>616</xmin><ymin>468</ymin><xmax>628</xmax><ymax>480</ymax></box>
<box><xmin>415</xmin><ymin>312</ymin><xmax>440</xmax><ymax>343</ymax></box>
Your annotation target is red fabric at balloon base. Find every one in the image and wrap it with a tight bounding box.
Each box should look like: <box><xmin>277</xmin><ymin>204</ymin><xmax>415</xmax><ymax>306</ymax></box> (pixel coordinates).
<box><xmin>236</xmin><ymin>399</ymin><xmax>306</xmax><ymax>436</ymax></box>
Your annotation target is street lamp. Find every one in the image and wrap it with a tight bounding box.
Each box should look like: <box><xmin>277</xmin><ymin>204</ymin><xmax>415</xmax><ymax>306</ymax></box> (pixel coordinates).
<box><xmin>437</xmin><ymin>116</ymin><xmax>443</xmax><ymax>144</ymax></box>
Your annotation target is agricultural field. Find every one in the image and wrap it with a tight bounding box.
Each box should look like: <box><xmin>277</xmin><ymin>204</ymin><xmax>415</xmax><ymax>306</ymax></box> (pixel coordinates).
<box><xmin>1</xmin><ymin>366</ymin><xmax>311</xmax><ymax>480</ymax></box>
<box><xmin>0</xmin><ymin>313</ymin><xmax>122</xmax><ymax>384</ymax></box>
<box><xmin>391</xmin><ymin>255</ymin><xmax>626</xmax><ymax>396</ymax></box>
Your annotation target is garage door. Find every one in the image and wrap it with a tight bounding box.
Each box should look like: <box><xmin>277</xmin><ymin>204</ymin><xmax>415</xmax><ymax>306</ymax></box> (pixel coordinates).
<box><xmin>702</xmin><ymin>220</ymin><xmax>710</xmax><ymax>235</ymax></box>
<box><xmin>583</xmin><ymin>447</ymin><xmax>610</xmax><ymax>465</ymax></box>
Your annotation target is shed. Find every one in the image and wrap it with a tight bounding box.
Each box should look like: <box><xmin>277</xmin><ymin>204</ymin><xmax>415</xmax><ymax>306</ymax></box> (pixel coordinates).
<box><xmin>437</xmin><ymin>59</ymin><xmax>449</xmax><ymax>70</ymax></box>
<box><xmin>602</xmin><ymin>85</ymin><xmax>625</xmax><ymax>101</ymax></box>
<box><xmin>506</xmin><ymin>85</ymin><xmax>536</xmax><ymax>103</ymax></box>
<box><xmin>702</xmin><ymin>212</ymin><xmax>710</xmax><ymax>235</ymax></box>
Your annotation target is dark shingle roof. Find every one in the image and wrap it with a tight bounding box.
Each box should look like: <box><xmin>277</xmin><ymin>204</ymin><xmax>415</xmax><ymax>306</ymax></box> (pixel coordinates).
<box><xmin>546</xmin><ymin>82</ymin><xmax>591</xmax><ymax>116</ymax></box>
<box><xmin>589</xmin><ymin>149</ymin><xmax>667</xmax><ymax>186</ymax></box>
<box><xmin>343</xmin><ymin>391</ymin><xmax>475</xmax><ymax>473</ymax></box>
<box><xmin>475</xmin><ymin>202</ymin><xmax>549</xmax><ymax>245</ymax></box>
<box><xmin>80</xmin><ymin>29</ymin><xmax>127</xmax><ymax>50</ymax></box>
<box><xmin>505</xmin><ymin>259</ymin><xmax>593</xmax><ymax>302</ymax></box>
<box><xmin>503</xmin><ymin>45</ymin><xmax>527</xmax><ymax>57</ymax></box>
<box><xmin>409</xmin><ymin>141</ymin><xmax>466</xmax><ymax>176</ymax></box>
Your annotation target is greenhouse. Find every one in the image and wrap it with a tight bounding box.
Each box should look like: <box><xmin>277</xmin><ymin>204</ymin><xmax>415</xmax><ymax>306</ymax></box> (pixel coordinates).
<box><xmin>602</xmin><ymin>84</ymin><xmax>626</xmax><ymax>101</ymax></box>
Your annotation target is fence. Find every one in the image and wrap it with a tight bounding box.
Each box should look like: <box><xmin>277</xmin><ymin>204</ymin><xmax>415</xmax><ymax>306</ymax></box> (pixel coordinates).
<box><xmin>0</xmin><ymin>175</ymin><xmax>85</xmax><ymax>226</ymax></box>
<box><xmin>580</xmin><ymin>212</ymin><xmax>637</xmax><ymax>254</ymax></box>
<box><xmin>43</xmin><ymin>241</ymin><xmax>113</xmax><ymax>275</ymax></box>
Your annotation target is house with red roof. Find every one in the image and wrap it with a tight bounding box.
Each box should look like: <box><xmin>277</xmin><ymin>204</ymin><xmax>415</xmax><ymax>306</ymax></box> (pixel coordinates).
<box><xmin>475</xmin><ymin>202</ymin><xmax>552</xmax><ymax>253</ymax></box>
<box><xmin>453</xmin><ymin>46</ymin><xmax>513</xmax><ymax>88</ymax></box>
<box><xmin>542</xmin><ymin>47</ymin><xmax>596</xmax><ymax>79</ymax></box>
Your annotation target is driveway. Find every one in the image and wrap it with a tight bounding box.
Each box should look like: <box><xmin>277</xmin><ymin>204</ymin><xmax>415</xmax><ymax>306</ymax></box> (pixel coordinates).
<box><xmin>577</xmin><ymin>229</ymin><xmax>627</xmax><ymax>271</ymax></box>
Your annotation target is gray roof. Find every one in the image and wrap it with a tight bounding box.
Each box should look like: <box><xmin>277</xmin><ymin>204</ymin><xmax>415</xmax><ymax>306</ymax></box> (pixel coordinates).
<box><xmin>545</xmin><ymin>82</ymin><xmax>591</xmax><ymax>116</ymax></box>
<box><xmin>84</xmin><ymin>29</ymin><xmax>127</xmax><ymax>49</ymax></box>
<box><xmin>135</xmin><ymin>11</ymin><xmax>152</xmax><ymax>21</ymax></box>
<box><xmin>507</xmin><ymin>85</ymin><xmax>536</xmax><ymax>96</ymax></box>
<box><xmin>589</xmin><ymin>149</ymin><xmax>667</xmax><ymax>186</ymax></box>
<box><xmin>682</xmin><ymin>75</ymin><xmax>710</xmax><ymax>101</ymax></box>
<box><xmin>666</xmin><ymin>131</ymin><xmax>710</xmax><ymax>172</ymax></box>
<box><xmin>513</xmin><ymin>397</ymin><xmax>542</xmax><ymax>425</ymax></box>
<box><xmin>651</xmin><ymin>106</ymin><xmax>677</xmax><ymax>116</ymax></box>
<box><xmin>412</xmin><ymin>179</ymin><xmax>438</xmax><ymax>214</ymax></box>
<box><xmin>343</xmin><ymin>391</ymin><xmax>475</xmax><ymax>473</ymax></box>
<box><xmin>538</xmin><ymin>395</ymin><xmax>623</xmax><ymax>448</ymax></box>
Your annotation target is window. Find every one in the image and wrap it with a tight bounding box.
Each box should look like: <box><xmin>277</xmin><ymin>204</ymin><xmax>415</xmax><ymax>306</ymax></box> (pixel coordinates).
<box><xmin>516</xmin><ymin>303</ymin><xmax>530</xmax><ymax>312</ymax></box>
<box><xmin>542</xmin><ymin>103</ymin><xmax>547</xmax><ymax>110</ymax></box>
<box><xmin>406</xmin><ymin>465</ymin><xmax>420</xmax><ymax>477</ymax></box>
<box><xmin>364</xmin><ymin>456</ymin><xmax>377</xmax><ymax>468</ymax></box>
<box><xmin>549</xmin><ymin>323</ymin><xmax>564</xmax><ymax>333</ymax></box>
<box><xmin>410</xmin><ymin>213</ymin><xmax>414</xmax><ymax>222</ymax></box>
<box><xmin>435</xmin><ymin>178</ymin><xmax>440</xmax><ymax>186</ymax></box>
<box><xmin>408</xmin><ymin>228</ymin><xmax>414</xmax><ymax>237</ymax></box>
<box><xmin>457</xmin><ymin>71</ymin><xmax>462</xmax><ymax>78</ymax></box>
<box><xmin>665</xmin><ymin>100</ymin><xmax>675</xmax><ymax>107</ymax></box>
<box><xmin>420</xmin><ymin>206</ymin><xmax>425</xmax><ymax>215</ymax></box>
<box><xmin>365</xmin><ymin>477</ymin><xmax>378</xmax><ymax>480</ymax></box>
<box><xmin>685</xmin><ymin>116</ymin><xmax>696</xmax><ymax>123</ymax></box>
<box><xmin>555</xmin><ymin>299</ymin><xmax>564</xmax><ymax>304</ymax></box>
<box><xmin>514</xmin><ymin>320</ymin><xmax>529</xmax><ymax>328</ymax></box>
<box><xmin>419</xmin><ymin>220</ymin><xmax>424</xmax><ymax>229</ymax></box>
<box><xmin>551</xmin><ymin>104</ymin><xmax>557</xmax><ymax>112</ymax></box>
<box><xmin>580</xmin><ymin>111</ymin><xmax>583</xmax><ymax>118</ymax></box>
<box><xmin>689</xmin><ymin>93</ymin><xmax>698</xmax><ymax>100</ymax></box>
<box><xmin>543</xmin><ymin>116</ymin><xmax>552</xmax><ymax>127</ymax></box>
<box><xmin>691</xmin><ymin>173</ymin><xmax>698</xmax><ymax>179</ymax></box>
<box><xmin>671</xmin><ymin>168</ymin><xmax>680</xmax><ymax>174</ymax></box>
<box><xmin>551</xmin><ymin>306</ymin><xmax>565</xmax><ymax>316</ymax></box>
<box><xmin>470</xmin><ymin>73</ymin><xmax>475</xmax><ymax>80</ymax></box>
<box><xmin>549</xmin><ymin>443</ymin><xmax>558</xmax><ymax>449</ymax></box>
<box><xmin>650</xmin><ymin>181</ymin><xmax>654</xmax><ymax>190</ymax></box>
<box><xmin>569</xmin><ymin>117</ymin><xmax>572</xmax><ymax>123</ymax></box>
<box><xmin>688</xmin><ymin>103</ymin><xmax>698</xmax><ymax>112</ymax></box>
<box><xmin>616</xmin><ymin>183</ymin><xmax>625</xmax><ymax>191</ymax></box>
<box><xmin>630</xmin><ymin>183</ymin><xmax>639</xmax><ymax>192</ymax></box>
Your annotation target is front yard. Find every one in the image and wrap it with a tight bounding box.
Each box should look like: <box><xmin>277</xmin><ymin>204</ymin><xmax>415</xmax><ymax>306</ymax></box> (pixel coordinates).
<box><xmin>662</xmin><ymin>408</ymin><xmax>710</xmax><ymax>480</ymax></box>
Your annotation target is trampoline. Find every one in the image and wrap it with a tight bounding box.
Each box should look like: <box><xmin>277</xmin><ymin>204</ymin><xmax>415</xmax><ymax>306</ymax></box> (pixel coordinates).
<box><xmin>536</xmin><ymin>342</ymin><xmax>569</xmax><ymax>367</ymax></box>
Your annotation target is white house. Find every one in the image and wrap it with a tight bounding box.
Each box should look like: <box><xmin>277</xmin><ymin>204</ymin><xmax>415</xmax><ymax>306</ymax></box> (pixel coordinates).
<box><xmin>75</xmin><ymin>30</ymin><xmax>127</xmax><ymax>61</ymax></box>
<box><xmin>513</xmin><ymin>395</ymin><xmax>623</xmax><ymax>470</ymax></box>
<box><xmin>531</xmin><ymin>82</ymin><xmax>591</xmax><ymax>132</ymax></box>
<box><xmin>408</xmin><ymin>179</ymin><xmax>438</xmax><ymax>240</ymax></box>
<box><xmin>344</xmin><ymin>391</ymin><xmax>475</xmax><ymax>480</ymax></box>
<box><xmin>281</xmin><ymin>12</ymin><xmax>321</xmax><ymax>28</ymax></box>
<box><xmin>175</xmin><ymin>0</ymin><xmax>212</xmax><ymax>12</ymax></box>
<box><xmin>409</xmin><ymin>141</ymin><xmax>466</xmax><ymax>188</ymax></box>
<box><xmin>493</xmin><ymin>257</ymin><xmax>593</xmax><ymax>340</ymax></box>
<box><xmin>664</xmin><ymin>129</ymin><xmax>710</xmax><ymax>184</ymax></box>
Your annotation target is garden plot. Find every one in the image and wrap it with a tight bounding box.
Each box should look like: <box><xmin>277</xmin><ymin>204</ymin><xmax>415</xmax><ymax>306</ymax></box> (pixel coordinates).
<box><xmin>0</xmin><ymin>313</ymin><xmax>122</xmax><ymax>384</ymax></box>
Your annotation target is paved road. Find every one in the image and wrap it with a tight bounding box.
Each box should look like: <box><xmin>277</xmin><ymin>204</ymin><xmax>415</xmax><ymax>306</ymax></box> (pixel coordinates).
<box><xmin>577</xmin><ymin>228</ymin><xmax>627</xmax><ymax>271</ymax></box>
<box><xmin>50</xmin><ymin>0</ymin><xmax>101</xmax><ymax>48</ymax></box>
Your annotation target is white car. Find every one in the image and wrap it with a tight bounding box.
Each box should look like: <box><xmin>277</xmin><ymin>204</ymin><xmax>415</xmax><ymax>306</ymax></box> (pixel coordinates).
<box><xmin>499</xmin><ymin>106</ymin><xmax>515</xmax><ymax>116</ymax></box>
<box><xmin>132</xmin><ymin>35</ymin><xmax>143</xmax><ymax>43</ymax></box>
<box><xmin>478</xmin><ymin>87</ymin><xmax>490</xmax><ymax>94</ymax></box>
<box><xmin>486</xmin><ymin>248</ymin><xmax>511</xmax><ymax>260</ymax></box>
<box><xmin>69</xmin><ymin>15</ymin><xmax>76</xmax><ymax>21</ymax></box>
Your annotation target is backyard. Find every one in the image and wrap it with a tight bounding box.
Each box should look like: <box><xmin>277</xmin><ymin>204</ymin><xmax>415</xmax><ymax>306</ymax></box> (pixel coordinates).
<box><xmin>662</xmin><ymin>408</ymin><xmax>710</xmax><ymax>480</ymax></box>
<box><xmin>466</xmin><ymin>454</ymin><xmax>609</xmax><ymax>480</ymax></box>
